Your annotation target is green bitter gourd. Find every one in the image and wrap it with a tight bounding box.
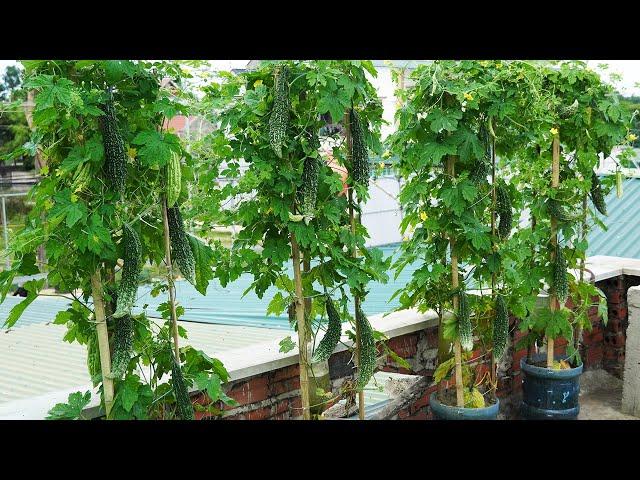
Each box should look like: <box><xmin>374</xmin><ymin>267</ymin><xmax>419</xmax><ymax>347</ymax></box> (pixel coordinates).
<box><xmin>167</xmin><ymin>206</ymin><xmax>196</xmax><ymax>285</ymax></box>
<box><xmin>553</xmin><ymin>243</ymin><xmax>569</xmax><ymax>304</ymax></box>
<box><xmin>98</xmin><ymin>97</ymin><xmax>127</xmax><ymax>194</ymax></box>
<box><xmin>590</xmin><ymin>171</ymin><xmax>607</xmax><ymax>215</ymax></box>
<box><xmin>268</xmin><ymin>65</ymin><xmax>290</xmax><ymax>158</ymax></box>
<box><xmin>458</xmin><ymin>290</ymin><xmax>473</xmax><ymax>352</ymax></box>
<box><xmin>107</xmin><ymin>314</ymin><xmax>134</xmax><ymax>380</ymax></box>
<box><xmin>170</xmin><ymin>348</ymin><xmax>194</xmax><ymax>420</ymax></box>
<box><xmin>311</xmin><ymin>296</ymin><xmax>342</xmax><ymax>363</ymax></box>
<box><xmin>496</xmin><ymin>183</ymin><xmax>512</xmax><ymax>239</ymax></box>
<box><xmin>493</xmin><ymin>294</ymin><xmax>509</xmax><ymax>360</ymax></box>
<box><xmin>355</xmin><ymin>305</ymin><xmax>377</xmax><ymax>391</ymax></box>
<box><xmin>113</xmin><ymin>224</ymin><xmax>142</xmax><ymax>319</ymax></box>
<box><xmin>350</xmin><ymin>109</ymin><xmax>370</xmax><ymax>187</ymax></box>
<box><xmin>167</xmin><ymin>151</ymin><xmax>182</xmax><ymax>208</ymax></box>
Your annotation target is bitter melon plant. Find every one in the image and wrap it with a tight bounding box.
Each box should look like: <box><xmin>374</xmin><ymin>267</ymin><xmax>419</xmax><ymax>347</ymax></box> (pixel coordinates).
<box><xmin>496</xmin><ymin>183</ymin><xmax>512</xmax><ymax>239</ymax></box>
<box><xmin>458</xmin><ymin>290</ymin><xmax>473</xmax><ymax>352</ymax></box>
<box><xmin>350</xmin><ymin>108</ymin><xmax>370</xmax><ymax>187</ymax></box>
<box><xmin>553</xmin><ymin>243</ymin><xmax>569</xmax><ymax>304</ymax></box>
<box><xmin>167</xmin><ymin>206</ymin><xmax>196</xmax><ymax>285</ymax></box>
<box><xmin>99</xmin><ymin>97</ymin><xmax>127</xmax><ymax>195</ymax></box>
<box><xmin>170</xmin><ymin>349</ymin><xmax>195</xmax><ymax>420</ymax></box>
<box><xmin>493</xmin><ymin>294</ymin><xmax>509</xmax><ymax>360</ymax></box>
<box><xmin>268</xmin><ymin>65</ymin><xmax>290</xmax><ymax>158</ymax></box>
<box><xmin>167</xmin><ymin>151</ymin><xmax>182</xmax><ymax>208</ymax></box>
<box><xmin>355</xmin><ymin>305</ymin><xmax>377</xmax><ymax>391</ymax></box>
<box><xmin>108</xmin><ymin>314</ymin><xmax>133</xmax><ymax>380</ymax></box>
<box><xmin>113</xmin><ymin>224</ymin><xmax>142</xmax><ymax>319</ymax></box>
<box><xmin>590</xmin><ymin>171</ymin><xmax>607</xmax><ymax>215</ymax></box>
<box><xmin>311</xmin><ymin>296</ymin><xmax>342</xmax><ymax>363</ymax></box>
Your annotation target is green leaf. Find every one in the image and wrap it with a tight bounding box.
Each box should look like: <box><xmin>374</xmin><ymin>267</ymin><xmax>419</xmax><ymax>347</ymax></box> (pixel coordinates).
<box><xmin>3</xmin><ymin>279</ymin><xmax>45</xmax><ymax>328</ymax></box>
<box><xmin>279</xmin><ymin>335</ymin><xmax>296</xmax><ymax>353</ymax></box>
<box><xmin>46</xmin><ymin>390</ymin><xmax>92</xmax><ymax>420</ymax></box>
<box><xmin>187</xmin><ymin>235</ymin><xmax>216</xmax><ymax>295</ymax></box>
<box><xmin>131</xmin><ymin>130</ymin><xmax>180</xmax><ymax>167</ymax></box>
<box><xmin>426</xmin><ymin>108</ymin><xmax>462</xmax><ymax>133</ymax></box>
<box><xmin>317</xmin><ymin>88</ymin><xmax>351</xmax><ymax>124</ymax></box>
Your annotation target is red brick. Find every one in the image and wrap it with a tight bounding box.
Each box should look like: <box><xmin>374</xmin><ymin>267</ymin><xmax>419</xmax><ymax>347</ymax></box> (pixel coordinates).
<box><xmin>271</xmin><ymin>377</ymin><xmax>300</xmax><ymax>396</ymax></box>
<box><xmin>246</xmin><ymin>376</ymin><xmax>270</xmax><ymax>403</ymax></box>
<box><xmin>406</xmin><ymin>410</ymin><xmax>428</xmax><ymax>420</ymax></box>
<box><xmin>585</xmin><ymin>346</ymin><xmax>603</xmax><ymax>367</ymax></box>
<box><xmin>604</xmin><ymin>332</ymin><xmax>625</xmax><ymax>348</ymax></box>
<box><xmin>247</xmin><ymin>406</ymin><xmax>272</xmax><ymax>420</ymax></box>
<box><xmin>411</xmin><ymin>393</ymin><xmax>430</xmax><ymax>411</ymax></box>
<box><xmin>609</xmin><ymin>305</ymin><xmax>627</xmax><ymax>321</ymax></box>
<box><xmin>272</xmin><ymin>364</ymin><xmax>299</xmax><ymax>382</ymax></box>
<box><xmin>512</xmin><ymin>349</ymin><xmax>528</xmax><ymax>371</ymax></box>
<box><xmin>607</xmin><ymin>291</ymin><xmax>623</xmax><ymax>304</ymax></box>
<box><xmin>582</xmin><ymin>329</ymin><xmax>603</xmax><ymax>346</ymax></box>
<box><xmin>226</xmin><ymin>385</ymin><xmax>250</xmax><ymax>405</ymax></box>
<box><xmin>425</xmin><ymin>328</ymin><xmax>440</xmax><ymax>348</ymax></box>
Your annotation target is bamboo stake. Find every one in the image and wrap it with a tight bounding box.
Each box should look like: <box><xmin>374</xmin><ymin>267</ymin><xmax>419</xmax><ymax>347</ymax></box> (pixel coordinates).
<box><xmin>547</xmin><ymin>134</ymin><xmax>560</xmax><ymax>368</ymax></box>
<box><xmin>489</xmin><ymin>119</ymin><xmax>498</xmax><ymax>390</ymax></box>
<box><xmin>344</xmin><ymin>110</ymin><xmax>365</xmax><ymax>420</ymax></box>
<box><xmin>161</xmin><ymin>198</ymin><xmax>180</xmax><ymax>359</ymax></box>
<box><xmin>291</xmin><ymin>233</ymin><xmax>311</xmax><ymax>420</ymax></box>
<box><xmin>446</xmin><ymin>155</ymin><xmax>465</xmax><ymax>408</ymax></box>
<box><xmin>90</xmin><ymin>269</ymin><xmax>114</xmax><ymax>418</ymax></box>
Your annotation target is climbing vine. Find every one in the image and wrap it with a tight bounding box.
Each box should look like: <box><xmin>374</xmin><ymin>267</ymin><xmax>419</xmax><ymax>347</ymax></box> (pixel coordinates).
<box><xmin>0</xmin><ymin>60</ymin><xmax>232</xmax><ymax>419</ymax></box>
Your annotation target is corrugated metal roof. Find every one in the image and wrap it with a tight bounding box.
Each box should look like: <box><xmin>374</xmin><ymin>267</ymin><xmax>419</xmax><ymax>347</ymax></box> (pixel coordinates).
<box><xmin>588</xmin><ymin>177</ymin><xmax>640</xmax><ymax>259</ymax></box>
<box><xmin>0</xmin><ymin>320</ymin><xmax>285</xmax><ymax>405</ymax></box>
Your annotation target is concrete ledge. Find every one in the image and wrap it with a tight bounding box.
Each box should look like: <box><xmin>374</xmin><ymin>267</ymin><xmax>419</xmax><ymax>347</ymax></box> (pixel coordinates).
<box><xmin>623</xmin><ymin>286</ymin><xmax>640</xmax><ymax>417</ymax></box>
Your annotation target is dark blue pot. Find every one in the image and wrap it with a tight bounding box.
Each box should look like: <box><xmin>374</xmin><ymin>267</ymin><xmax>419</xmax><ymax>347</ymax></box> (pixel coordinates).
<box><xmin>429</xmin><ymin>391</ymin><xmax>500</xmax><ymax>420</ymax></box>
<box><xmin>520</xmin><ymin>354</ymin><xmax>583</xmax><ymax>420</ymax></box>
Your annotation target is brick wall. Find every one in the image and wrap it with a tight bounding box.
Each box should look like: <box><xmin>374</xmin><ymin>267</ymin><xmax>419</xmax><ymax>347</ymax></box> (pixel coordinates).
<box><xmin>192</xmin><ymin>274</ymin><xmax>634</xmax><ymax>420</ymax></box>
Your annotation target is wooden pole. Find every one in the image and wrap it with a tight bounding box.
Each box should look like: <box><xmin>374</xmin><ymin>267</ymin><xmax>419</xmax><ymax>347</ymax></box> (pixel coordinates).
<box><xmin>161</xmin><ymin>199</ymin><xmax>180</xmax><ymax>359</ymax></box>
<box><xmin>90</xmin><ymin>269</ymin><xmax>114</xmax><ymax>417</ymax></box>
<box><xmin>489</xmin><ymin>119</ymin><xmax>498</xmax><ymax>390</ymax></box>
<box><xmin>344</xmin><ymin>110</ymin><xmax>366</xmax><ymax>420</ymax></box>
<box><xmin>446</xmin><ymin>155</ymin><xmax>465</xmax><ymax>407</ymax></box>
<box><xmin>547</xmin><ymin>134</ymin><xmax>560</xmax><ymax>368</ymax></box>
<box><xmin>291</xmin><ymin>233</ymin><xmax>311</xmax><ymax>420</ymax></box>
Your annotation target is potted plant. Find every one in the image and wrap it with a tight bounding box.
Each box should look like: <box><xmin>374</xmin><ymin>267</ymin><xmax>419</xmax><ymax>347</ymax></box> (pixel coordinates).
<box><xmin>516</xmin><ymin>61</ymin><xmax>631</xmax><ymax>419</ymax></box>
<box><xmin>390</xmin><ymin>61</ymin><xmax>538</xmax><ymax>419</ymax></box>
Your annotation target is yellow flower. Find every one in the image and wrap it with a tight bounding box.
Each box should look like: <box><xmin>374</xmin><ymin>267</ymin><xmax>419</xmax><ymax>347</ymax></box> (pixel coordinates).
<box><xmin>420</xmin><ymin>211</ymin><xmax>428</xmax><ymax>221</ymax></box>
<box><xmin>403</xmin><ymin>235</ymin><xmax>410</xmax><ymax>242</ymax></box>
<box><xmin>379</xmin><ymin>161</ymin><xmax>385</xmax><ymax>169</ymax></box>
<box><xmin>127</xmin><ymin>147</ymin><xmax>137</xmax><ymax>159</ymax></box>
<box><xmin>43</xmin><ymin>199</ymin><xmax>54</xmax><ymax>210</ymax></box>
<box><xmin>628</xmin><ymin>133</ymin><xmax>638</xmax><ymax>142</ymax></box>
<box><xmin>479</xmin><ymin>61</ymin><xmax>489</xmax><ymax>67</ymax></box>
<box><xmin>253</xmin><ymin>79</ymin><xmax>263</xmax><ymax>88</ymax></box>
<box><xmin>496</xmin><ymin>62</ymin><xmax>503</xmax><ymax>69</ymax></box>
<box><xmin>550</xmin><ymin>127</ymin><xmax>559</xmax><ymax>136</ymax></box>
<box><xmin>463</xmin><ymin>92</ymin><xmax>474</xmax><ymax>101</ymax></box>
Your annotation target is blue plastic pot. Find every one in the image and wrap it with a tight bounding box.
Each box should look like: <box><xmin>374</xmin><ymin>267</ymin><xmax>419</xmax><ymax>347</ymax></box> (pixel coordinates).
<box><xmin>429</xmin><ymin>391</ymin><xmax>500</xmax><ymax>420</ymax></box>
<box><xmin>520</xmin><ymin>354</ymin><xmax>583</xmax><ymax>420</ymax></box>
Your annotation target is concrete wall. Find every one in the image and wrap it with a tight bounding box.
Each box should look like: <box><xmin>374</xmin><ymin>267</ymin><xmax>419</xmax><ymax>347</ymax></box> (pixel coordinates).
<box><xmin>623</xmin><ymin>286</ymin><xmax>640</xmax><ymax>416</ymax></box>
<box><xmin>192</xmin><ymin>275</ymin><xmax>629</xmax><ymax>420</ymax></box>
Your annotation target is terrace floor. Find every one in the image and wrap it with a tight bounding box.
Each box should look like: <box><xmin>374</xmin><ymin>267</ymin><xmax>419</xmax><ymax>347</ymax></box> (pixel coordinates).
<box><xmin>578</xmin><ymin>369</ymin><xmax>638</xmax><ymax>420</ymax></box>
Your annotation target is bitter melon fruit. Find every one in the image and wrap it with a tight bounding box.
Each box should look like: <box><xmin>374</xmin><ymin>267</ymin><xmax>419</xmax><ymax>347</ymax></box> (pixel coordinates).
<box><xmin>496</xmin><ymin>183</ymin><xmax>512</xmax><ymax>239</ymax></box>
<box><xmin>493</xmin><ymin>294</ymin><xmax>509</xmax><ymax>360</ymax></box>
<box><xmin>298</xmin><ymin>158</ymin><xmax>320</xmax><ymax>222</ymax></box>
<box><xmin>590</xmin><ymin>171</ymin><xmax>607</xmax><ymax>215</ymax></box>
<box><xmin>170</xmin><ymin>348</ymin><xmax>194</xmax><ymax>420</ymax></box>
<box><xmin>311</xmin><ymin>296</ymin><xmax>342</xmax><ymax>363</ymax></box>
<box><xmin>268</xmin><ymin>65</ymin><xmax>290</xmax><ymax>158</ymax></box>
<box><xmin>113</xmin><ymin>224</ymin><xmax>142</xmax><ymax>319</ymax></box>
<box><xmin>553</xmin><ymin>244</ymin><xmax>568</xmax><ymax>304</ymax></box>
<box><xmin>167</xmin><ymin>206</ymin><xmax>196</xmax><ymax>285</ymax></box>
<box><xmin>350</xmin><ymin>109</ymin><xmax>370</xmax><ymax>186</ymax></box>
<box><xmin>547</xmin><ymin>197</ymin><xmax>576</xmax><ymax>223</ymax></box>
<box><xmin>71</xmin><ymin>163</ymin><xmax>91</xmax><ymax>193</ymax></box>
<box><xmin>86</xmin><ymin>328</ymin><xmax>101</xmax><ymax>385</ymax></box>
<box><xmin>355</xmin><ymin>305</ymin><xmax>377</xmax><ymax>391</ymax></box>
<box><xmin>98</xmin><ymin>97</ymin><xmax>127</xmax><ymax>194</ymax></box>
<box><xmin>616</xmin><ymin>170</ymin><xmax>623</xmax><ymax>198</ymax></box>
<box><xmin>107</xmin><ymin>314</ymin><xmax>133</xmax><ymax>380</ymax></box>
<box><xmin>167</xmin><ymin>151</ymin><xmax>181</xmax><ymax>208</ymax></box>
<box><xmin>458</xmin><ymin>290</ymin><xmax>473</xmax><ymax>352</ymax></box>
<box><xmin>471</xmin><ymin>122</ymin><xmax>492</xmax><ymax>184</ymax></box>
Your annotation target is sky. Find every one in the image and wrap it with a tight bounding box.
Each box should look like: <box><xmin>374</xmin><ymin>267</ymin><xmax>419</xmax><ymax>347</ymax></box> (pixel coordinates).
<box><xmin>2</xmin><ymin>59</ymin><xmax>640</xmax><ymax>96</ymax></box>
